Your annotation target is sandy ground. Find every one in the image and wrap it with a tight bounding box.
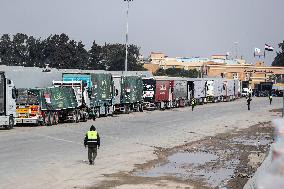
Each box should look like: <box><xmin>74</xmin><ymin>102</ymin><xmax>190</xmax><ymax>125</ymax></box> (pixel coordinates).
<box><xmin>0</xmin><ymin>97</ymin><xmax>282</xmax><ymax>189</ymax></box>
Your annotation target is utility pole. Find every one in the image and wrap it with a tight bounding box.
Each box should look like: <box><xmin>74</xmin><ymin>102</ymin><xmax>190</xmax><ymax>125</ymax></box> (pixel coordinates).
<box><xmin>124</xmin><ymin>0</ymin><xmax>133</xmax><ymax>72</ymax></box>
<box><xmin>234</xmin><ymin>42</ymin><xmax>239</xmax><ymax>59</ymax></box>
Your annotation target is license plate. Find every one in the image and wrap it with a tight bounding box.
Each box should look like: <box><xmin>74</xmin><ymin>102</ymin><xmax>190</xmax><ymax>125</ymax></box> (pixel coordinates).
<box><xmin>16</xmin><ymin>108</ymin><xmax>29</xmax><ymax>113</ymax></box>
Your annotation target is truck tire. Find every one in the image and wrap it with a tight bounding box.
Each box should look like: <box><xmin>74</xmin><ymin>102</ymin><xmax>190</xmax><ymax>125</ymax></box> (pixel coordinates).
<box><xmin>76</xmin><ymin>111</ymin><xmax>80</xmax><ymax>123</ymax></box>
<box><xmin>53</xmin><ymin>113</ymin><xmax>59</xmax><ymax>125</ymax></box>
<box><xmin>82</xmin><ymin>113</ymin><xmax>88</xmax><ymax>122</ymax></box>
<box><xmin>125</xmin><ymin>105</ymin><xmax>130</xmax><ymax>114</ymax></box>
<box><xmin>44</xmin><ymin>112</ymin><xmax>52</xmax><ymax>126</ymax></box>
<box><xmin>96</xmin><ymin>109</ymin><xmax>100</xmax><ymax>118</ymax></box>
<box><xmin>139</xmin><ymin>104</ymin><xmax>144</xmax><ymax>112</ymax></box>
<box><xmin>5</xmin><ymin>116</ymin><xmax>14</xmax><ymax>130</ymax></box>
<box><xmin>49</xmin><ymin>113</ymin><xmax>54</xmax><ymax>126</ymax></box>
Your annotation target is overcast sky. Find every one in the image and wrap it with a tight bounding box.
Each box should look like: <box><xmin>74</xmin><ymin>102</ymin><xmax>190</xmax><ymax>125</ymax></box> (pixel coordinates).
<box><xmin>1</xmin><ymin>0</ymin><xmax>284</xmax><ymax>64</ymax></box>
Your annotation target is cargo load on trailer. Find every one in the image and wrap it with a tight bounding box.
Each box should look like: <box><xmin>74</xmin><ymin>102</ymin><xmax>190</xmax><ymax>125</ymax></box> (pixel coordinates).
<box><xmin>89</xmin><ymin>73</ymin><xmax>114</xmax><ymax>117</ymax></box>
<box><xmin>205</xmin><ymin>78</ymin><xmax>224</xmax><ymax>102</ymax></box>
<box><xmin>222</xmin><ymin>80</ymin><xmax>235</xmax><ymax>101</ymax></box>
<box><xmin>187</xmin><ymin>78</ymin><xmax>206</xmax><ymax>104</ymax></box>
<box><xmin>113</xmin><ymin>75</ymin><xmax>143</xmax><ymax>113</ymax></box>
<box><xmin>0</xmin><ymin>72</ymin><xmax>16</xmax><ymax>129</ymax></box>
<box><xmin>142</xmin><ymin>78</ymin><xmax>156</xmax><ymax>110</ymax></box>
<box><xmin>16</xmin><ymin>87</ymin><xmax>79</xmax><ymax>126</ymax></box>
<box><xmin>53</xmin><ymin>80</ymin><xmax>90</xmax><ymax>121</ymax></box>
<box><xmin>154</xmin><ymin>78</ymin><xmax>174</xmax><ymax>110</ymax></box>
<box><xmin>172</xmin><ymin>79</ymin><xmax>188</xmax><ymax>107</ymax></box>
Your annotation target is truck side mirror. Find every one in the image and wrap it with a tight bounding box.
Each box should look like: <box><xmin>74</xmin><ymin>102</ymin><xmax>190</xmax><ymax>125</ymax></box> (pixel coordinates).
<box><xmin>12</xmin><ymin>88</ymin><xmax>18</xmax><ymax>99</ymax></box>
<box><xmin>115</xmin><ymin>89</ymin><xmax>119</xmax><ymax>96</ymax></box>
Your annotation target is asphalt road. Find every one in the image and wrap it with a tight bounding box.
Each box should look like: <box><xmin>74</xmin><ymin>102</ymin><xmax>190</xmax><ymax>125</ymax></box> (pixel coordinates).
<box><xmin>0</xmin><ymin>97</ymin><xmax>282</xmax><ymax>189</ymax></box>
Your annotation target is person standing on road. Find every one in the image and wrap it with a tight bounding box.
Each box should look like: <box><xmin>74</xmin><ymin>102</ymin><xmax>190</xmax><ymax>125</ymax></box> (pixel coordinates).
<box><xmin>269</xmin><ymin>93</ymin><xmax>273</xmax><ymax>105</ymax></box>
<box><xmin>191</xmin><ymin>98</ymin><xmax>196</xmax><ymax>111</ymax></box>
<box><xmin>84</xmin><ymin>125</ymin><xmax>100</xmax><ymax>165</ymax></box>
<box><xmin>247</xmin><ymin>97</ymin><xmax>252</xmax><ymax>111</ymax></box>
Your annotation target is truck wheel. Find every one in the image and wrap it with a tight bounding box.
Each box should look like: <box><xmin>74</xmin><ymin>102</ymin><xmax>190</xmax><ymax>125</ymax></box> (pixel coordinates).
<box><xmin>76</xmin><ymin>111</ymin><xmax>80</xmax><ymax>123</ymax></box>
<box><xmin>96</xmin><ymin>109</ymin><xmax>100</xmax><ymax>118</ymax></box>
<box><xmin>53</xmin><ymin>113</ymin><xmax>58</xmax><ymax>125</ymax></box>
<box><xmin>139</xmin><ymin>104</ymin><xmax>144</xmax><ymax>112</ymax></box>
<box><xmin>44</xmin><ymin>113</ymin><xmax>52</xmax><ymax>126</ymax></box>
<box><xmin>49</xmin><ymin>113</ymin><xmax>54</xmax><ymax>126</ymax></box>
<box><xmin>125</xmin><ymin>105</ymin><xmax>130</xmax><ymax>114</ymax></box>
<box><xmin>47</xmin><ymin>114</ymin><xmax>52</xmax><ymax>126</ymax></box>
<box><xmin>5</xmin><ymin>116</ymin><xmax>14</xmax><ymax>130</ymax></box>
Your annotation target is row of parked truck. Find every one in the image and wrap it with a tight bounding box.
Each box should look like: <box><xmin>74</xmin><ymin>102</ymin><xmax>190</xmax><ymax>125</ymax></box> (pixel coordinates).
<box><xmin>143</xmin><ymin>77</ymin><xmax>240</xmax><ymax>110</ymax></box>
<box><xmin>0</xmin><ymin>71</ymin><xmax>240</xmax><ymax>129</ymax></box>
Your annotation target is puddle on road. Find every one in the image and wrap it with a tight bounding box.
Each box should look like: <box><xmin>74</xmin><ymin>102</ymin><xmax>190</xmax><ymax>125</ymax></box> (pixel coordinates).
<box><xmin>134</xmin><ymin>151</ymin><xmax>236</xmax><ymax>187</ymax></box>
<box><xmin>169</xmin><ymin>152</ymin><xmax>218</xmax><ymax>165</ymax></box>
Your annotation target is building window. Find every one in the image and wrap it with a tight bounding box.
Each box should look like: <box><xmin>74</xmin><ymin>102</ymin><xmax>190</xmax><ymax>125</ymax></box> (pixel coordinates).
<box><xmin>232</xmin><ymin>73</ymin><xmax>239</xmax><ymax>79</ymax></box>
<box><xmin>245</xmin><ymin>73</ymin><xmax>250</xmax><ymax>81</ymax></box>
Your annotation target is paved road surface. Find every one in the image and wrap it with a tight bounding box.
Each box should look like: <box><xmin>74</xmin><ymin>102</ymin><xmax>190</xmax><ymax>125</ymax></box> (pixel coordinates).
<box><xmin>0</xmin><ymin>97</ymin><xmax>282</xmax><ymax>188</ymax></box>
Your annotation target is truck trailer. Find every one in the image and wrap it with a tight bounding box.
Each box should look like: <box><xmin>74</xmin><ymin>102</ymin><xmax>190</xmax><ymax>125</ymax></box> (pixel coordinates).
<box><xmin>222</xmin><ymin>79</ymin><xmax>235</xmax><ymax>101</ymax></box>
<box><xmin>154</xmin><ymin>78</ymin><xmax>174</xmax><ymax>110</ymax></box>
<box><xmin>16</xmin><ymin>87</ymin><xmax>79</xmax><ymax>126</ymax></box>
<box><xmin>52</xmin><ymin>80</ymin><xmax>90</xmax><ymax>121</ymax></box>
<box><xmin>187</xmin><ymin>78</ymin><xmax>206</xmax><ymax>104</ymax></box>
<box><xmin>172</xmin><ymin>79</ymin><xmax>188</xmax><ymax>108</ymax></box>
<box><xmin>205</xmin><ymin>78</ymin><xmax>224</xmax><ymax>102</ymax></box>
<box><xmin>90</xmin><ymin>73</ymin><xmax>114</xmax><ymax>117</ymax></box>
<box><xmin>0</xmin><ymin>72</ymin><xmax>16</xmax><ymax>129</ymax></box>
<box><xmin>142</xmin><ymin>78</ymin><xmax>156</xmax><ymax>110</ymax></box>
<box><xmin>113</xmin><ymin>75</ymin><xmax>143</xmax><ymax>113</ymax></box>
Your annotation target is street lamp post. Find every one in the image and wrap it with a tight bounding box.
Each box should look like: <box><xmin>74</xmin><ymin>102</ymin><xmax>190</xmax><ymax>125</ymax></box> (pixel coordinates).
<box><xmin>124</xmin><ymin>0</ymin><xmax>133</xmax><ymax>72</ymax></box>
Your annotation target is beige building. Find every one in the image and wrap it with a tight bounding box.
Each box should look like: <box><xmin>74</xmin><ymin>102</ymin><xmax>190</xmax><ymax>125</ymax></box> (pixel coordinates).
<box><xmin>144</xmin><ymin>52</ymin><xmax>284</xmax><ymax>89</ymax></box>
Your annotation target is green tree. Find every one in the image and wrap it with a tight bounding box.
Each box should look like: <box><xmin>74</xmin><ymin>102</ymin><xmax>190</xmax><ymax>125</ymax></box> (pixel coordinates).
<box><xmin>0</xmin><ymin>34</ymin><xmax>13</xmax><ymax>66</ymax></box>
<box><xmin>102</xmin><ymin>43</ymin><xmax>146</xmax><ymax>71</ymax></box>
<box><xmin>154</xmin><ymin>68</ymin><xmax>199</xmax><ymax>78</ymax></box>
<box><xmin>26</xmin><ymin>36</ymin><xmax>45</xmax><ymax>67</ymax></box>
<box><xmin>272</xmin><ymin>41</ymin><xmax>284</xmax><ymax>66</ymax></box>
<box><xmin>88</xmin><ymin>41</ymin><xmax>105</xmax><ymax>70</ymax></box>
<box><xmin>12</xmin><ymin>33</ymin><xmax>29</xmax><ymax>66</ymax></box>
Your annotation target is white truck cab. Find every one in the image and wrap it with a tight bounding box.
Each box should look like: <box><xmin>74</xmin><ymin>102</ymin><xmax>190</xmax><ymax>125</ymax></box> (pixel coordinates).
<box><xmin>0</xmin><ymin>72</ymin><xmax>16</xmax><ymax>129</ymax></box>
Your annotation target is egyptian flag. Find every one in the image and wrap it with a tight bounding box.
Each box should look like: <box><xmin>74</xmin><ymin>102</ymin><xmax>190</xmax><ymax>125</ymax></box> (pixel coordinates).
<box><xmin>265</xmin><ymin>44</ymin><xmax>274</xmax><ymax>51</ymax></box>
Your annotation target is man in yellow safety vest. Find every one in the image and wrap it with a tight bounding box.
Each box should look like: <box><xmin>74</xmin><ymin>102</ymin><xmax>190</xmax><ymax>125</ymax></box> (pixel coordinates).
<box><xmin>191</xmin><ymin>98</ymin><xmax>196</xmax><ymax>111</ymax></box>
<box><xmin>84</xmin><ymin>125</ymin><xmax>100</xmax><ymax>165</ymax></box>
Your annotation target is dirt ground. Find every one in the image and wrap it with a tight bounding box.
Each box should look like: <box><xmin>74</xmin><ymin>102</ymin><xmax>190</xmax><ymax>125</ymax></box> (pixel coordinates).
<box><xmin>94</xmin><ymin>121</ymin><xmax>275</xmax><ymax>189</ymax></box>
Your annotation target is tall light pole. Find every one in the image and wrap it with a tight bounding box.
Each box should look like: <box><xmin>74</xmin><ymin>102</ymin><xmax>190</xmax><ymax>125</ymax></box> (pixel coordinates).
<box><xmin>234</xmin><ymin>42</ymin><xmax>239</xmax><ymax>59</ymax></box>
<box><xmin>124</xmin><ymin>0</ymin><xmax>133</xmax><ymax>72</ymax></box>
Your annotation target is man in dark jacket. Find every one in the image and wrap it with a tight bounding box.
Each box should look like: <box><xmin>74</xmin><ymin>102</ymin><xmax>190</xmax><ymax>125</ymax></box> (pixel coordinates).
<box><xmin>84</xmin><ymin>125</ymin><xmax>100</xmax><ymax>165</ymax></box>
<box><xmin>269</xmin><ymin>92</ymin><xmax>273</xmax><ymax>105</ymax></box>
<box><xmin>247</xmin><ymin>97</ymin><xmax>252</xmax><ymax>111</ymax></box>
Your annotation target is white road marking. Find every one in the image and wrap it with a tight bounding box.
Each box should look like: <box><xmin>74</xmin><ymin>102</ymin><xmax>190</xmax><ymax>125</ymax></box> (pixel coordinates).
<box><xmin>35</xmin><ymin>134</ymin><xmax>82</xmax><ymax>145</ymax></box>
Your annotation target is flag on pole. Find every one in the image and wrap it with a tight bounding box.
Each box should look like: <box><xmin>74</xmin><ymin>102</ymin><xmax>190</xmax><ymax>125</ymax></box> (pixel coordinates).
<box><xmin>265</xmin><ymin>44</ymin><xmax>274</xmax><ymax>51</ymax></box>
